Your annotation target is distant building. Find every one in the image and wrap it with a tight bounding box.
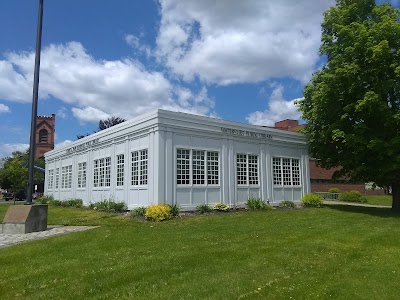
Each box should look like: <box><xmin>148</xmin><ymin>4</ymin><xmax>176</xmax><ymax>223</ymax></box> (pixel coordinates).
<box><xmin>35</xmin><ymin>114</ymin><xmax>55</xmax><ymax>158</ymax></box>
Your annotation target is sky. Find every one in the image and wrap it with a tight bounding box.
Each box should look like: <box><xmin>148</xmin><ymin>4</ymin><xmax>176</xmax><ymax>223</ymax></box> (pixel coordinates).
<box><xmin>0</xmin><ymin>0</ymin><xmax>398</xmax><ymax>158</ymax></box>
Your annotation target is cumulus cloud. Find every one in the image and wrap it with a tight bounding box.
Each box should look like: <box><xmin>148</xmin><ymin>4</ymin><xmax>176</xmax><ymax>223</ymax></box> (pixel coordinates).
<box><xmin>0</xmin><ymin>103</ymin><xmax>10</xmax><ymax>113</ymax></box>
<box><xmin>246</xmin><ymin>84</ymin><xmax>302</xmax><ymax>126</ymax></box>
<box><xmin>156</xmin><ymin>0</ymin><xmax>334</xmax><ymax>85</ymax></box>
<box><xmin>0</xmin><ymin>143</ymin><xmax>29</xmax><ymax>158</ymax></box>
<box><xmin>0</xmin><ymin>42</ymin><xmax>215</xmax><ymax>122</ymax></box>
<box><xmin>55</xmin><ymin>140</ymin><xmax>73</xmax><ymax>149</ymax></box>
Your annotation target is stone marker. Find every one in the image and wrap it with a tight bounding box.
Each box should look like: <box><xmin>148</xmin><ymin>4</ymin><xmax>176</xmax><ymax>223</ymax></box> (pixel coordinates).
<box><xmin>2</xmin><ymin>205</ymin><xmax>48</xmax><ymax>234</ymax></box>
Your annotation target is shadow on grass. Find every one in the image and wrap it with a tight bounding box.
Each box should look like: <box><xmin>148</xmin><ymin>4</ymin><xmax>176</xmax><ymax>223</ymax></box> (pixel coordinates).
<box><xmin>325</xmin><ymin>203</ymin><xmax>400</xmax><ymax>218</ymax></box>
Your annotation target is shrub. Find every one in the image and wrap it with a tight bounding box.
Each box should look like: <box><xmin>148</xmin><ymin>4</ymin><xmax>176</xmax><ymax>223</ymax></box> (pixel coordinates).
<box><xmin>246</xmin><ymin>197</ymin><xmax>271</xmax><ymax>210</ymax></box>
<box><xmin>48</xmin><ymin>199</ymin><xmax>62</xmax><ymax>206</ymax></box>
<box><xmin>302</xmin><ymin>194</ymin><xmax>324</xmax><ymax>208</ymax></box>
<box><xmin>145</xmin><ymin>204</ymin><xmax>171</xmax><ymax>222</ymax></box>
<box><xmin>35</xmin><ymin>195</ymin><xmax>54</xmax><ymax>204</ymax></box>
<box><xmin>213</xmin><ymin>203</ymin><xmax>230</xmax><ymax>211</ymax></box>
<box><xmin>328</xmin><ymin>188</ymin><xmax>340</xmax><ymax>193</ymax></box>
<box><xmin>168</xmin><ymin>203</ymin><xmax>181</xmax><ymax>217</ymax></box>
<box><xmin>131</xmin><ymin>206</ymin><xmax>147</xmax><ymax>217</ymax></box>
<box><xmin>91</xmin><ymin>199</ymin><xmax>127</xmax><ymax>213</ymax></box>
<box><xmin>280</xmin><ymin>200</ymin><xmax>295</xmax><ymax>208</ymax></box>
<box><xmin>65</xmin><ymin>198</ymin><xmax>83</xmax><ymax>208</ymax></box>
<box><xmin>339</xmin><ymin>191</ymin><xmax>367</xmax><ymax>203</ymax></box>
<box><xmin>196</xmin><ymin>203</ymin><xmax>212</xmax><ymax>214</ymax></box>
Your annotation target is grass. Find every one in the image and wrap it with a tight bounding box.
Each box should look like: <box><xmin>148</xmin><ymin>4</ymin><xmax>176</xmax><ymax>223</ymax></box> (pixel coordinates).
<box><xmin>1</xmin><ymin>204</ymin><xmax>400</xmax><ymax>299</ymax></box>
<box><xmin>365</xmin><ymin>195</ymin><xmax>392</xmax><ymax>206</ymax></box>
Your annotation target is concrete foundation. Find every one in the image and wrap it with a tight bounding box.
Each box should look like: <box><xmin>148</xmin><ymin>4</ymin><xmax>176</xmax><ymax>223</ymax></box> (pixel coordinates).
<box><xmin>2</xmin><ymin>205</ymin><xmax>48</xmax><ymax>234</ymax></box>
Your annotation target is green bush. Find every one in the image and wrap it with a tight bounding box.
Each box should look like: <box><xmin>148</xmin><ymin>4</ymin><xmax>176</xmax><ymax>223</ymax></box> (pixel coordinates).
<box><xmin>131</xmin><ymin>206</ymin><xmax>147</xmax><ymax>217</ymax></box>
<box><xmin>339</xmin><ymin>191</ymin><xmax>367</xmax><ymax>203</ymax></box>
<box><xmin>48</xmin><ymin>199</ymin><xmax>62</xmax><ymax>206</ymax></box>
<box><xmin>246</xmin><ymin>197</ymin><xmax>271</xmax><ymax>210</ymax></box>
<box><xmin>280</xmin><ymin>200</ymin><xmax>295</xmax><ymax>208</ymax></box>
<box><xmin>196</xmin><ymin>203</ymin><xmax>212</xmax><ymax>214</ymax></box>
<box><xmin>35</xmin><ymin>195</ymin><xmax>54</xmax><ymax>204</ymax></box>
<box><xmin>168</xmin><ymin>203</ymin><xmax>181</xmax><ymax>217</ymax></box>
<box><xmin>90</xmin><ymin>199</ymin><xmax>127</xmax><ymax>213</ymax></box>
<box><xmin>328</xmin><ymin>188</ymin><xmax>340</xmax><ymax>193</ymax></box>
<box><xmin>302</xmin><ymin>194</ymin><xmax>324</xmax><ymax>208</ymax></box>
<box><xmin>213</xmin><ymin>203</ymin><xmax>230</xmax><ymax>211</ymax></box>
<box><xmin>145</xmin><ymin>204</ymin><xmax>171</xmax><ymax>222</ymax></box>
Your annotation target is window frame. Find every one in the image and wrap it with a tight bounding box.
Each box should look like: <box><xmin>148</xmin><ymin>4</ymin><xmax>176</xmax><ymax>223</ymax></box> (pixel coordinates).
<box><xmin>131</xmin><ymin>149</ymin><xmax>148</xmax><ymax>187</ymax></box>
<box><xmin>176</xmin><ymin>148</ymin><xmax>220</xmax><ymax>187</ymax></box>
<box><xmin>116</xmin><ymin>154</ymin><xmax>125</xmax><ymax>187</ymax></box>
<box><xmin>93</xmin><ymin>157</ymin><xmax>111</xmax><ymax>188</ymax></box>
<box><xmin>77</xmin><ymin>162</ymin><xmax>87</xmax><ymax>188</ymax></box>
<box><xmin>272</xmin><ymin>157</ymin><xmax>301</xmax><ymax>187</ymax></box>
<box><xmin>47</xmin><ymin>169</ymin><xmax>54</xmax><ymax>190</ymax></box>
<box><xmin>236</xmin><ymin>153</ymin><xmax>259</xmax><ymax>186</ymax></box>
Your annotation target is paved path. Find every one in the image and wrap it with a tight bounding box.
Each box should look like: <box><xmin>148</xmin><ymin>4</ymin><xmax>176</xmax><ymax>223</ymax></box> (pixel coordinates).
<box><xmin>0</xmin><ymin>225</ymin><xmax>98</xmax><ymax>248</ymax></box>
<box><xmin>323</xmin><ymin>200</ymin><xmax>389</xmax><ymax>208</ymax></box>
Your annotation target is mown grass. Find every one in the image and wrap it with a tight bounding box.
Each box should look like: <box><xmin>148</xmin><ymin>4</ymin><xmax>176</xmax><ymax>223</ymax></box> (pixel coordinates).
<box><xmin>1</xmin><ymin>204</ymin><xmax>400</xmax><ymax>299</ymax></box>
<box><xmin>365</xmin><ymin>195</ymin><xmax>392</xmax><ymax>206</ymax></box>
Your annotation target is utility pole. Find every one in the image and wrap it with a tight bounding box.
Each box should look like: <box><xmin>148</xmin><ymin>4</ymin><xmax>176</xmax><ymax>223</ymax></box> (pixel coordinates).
<box><xmin>26</xmin><ymin>0</ymin><xmax>44</xmax><ymax>205</ymax></box>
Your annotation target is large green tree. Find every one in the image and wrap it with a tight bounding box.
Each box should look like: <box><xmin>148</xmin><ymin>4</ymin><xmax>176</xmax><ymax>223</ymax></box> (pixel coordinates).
<box><xmin>298</xmin><ymin>0</ymin><xmax>400</xmax><ymax>210</ymax></box>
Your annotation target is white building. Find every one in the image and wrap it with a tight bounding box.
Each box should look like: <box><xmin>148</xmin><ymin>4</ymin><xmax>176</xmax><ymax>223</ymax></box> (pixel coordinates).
<box><xmin>44</xmin><ymin>109</ymin><xmax>310</xmax><ymax>210</ymax></box>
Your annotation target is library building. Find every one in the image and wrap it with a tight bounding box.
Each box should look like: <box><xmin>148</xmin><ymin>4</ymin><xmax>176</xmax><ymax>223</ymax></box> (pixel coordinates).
<box><xmin>44</xmin><ymin>110</ymin><xmax>310</xmax><ymax>210</ymax></box>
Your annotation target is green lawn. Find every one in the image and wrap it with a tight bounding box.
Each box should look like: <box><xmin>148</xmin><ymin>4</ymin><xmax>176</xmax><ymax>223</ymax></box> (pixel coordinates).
<box><xmin>1</xmin><ymin>204</ymin><xmax>400</xmax><ymax>299</ymax></box>
<box><xmin>365</xmin><ymin>195</ymin><xmax>392</xmax><ymax>206</ymax></box>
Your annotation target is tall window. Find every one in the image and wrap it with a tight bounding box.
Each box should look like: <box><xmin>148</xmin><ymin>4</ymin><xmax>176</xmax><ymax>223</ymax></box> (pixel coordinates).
<box><xmin>61</xmin><ymin>165</ymin><xmax>72</xmax><ymax>189</ymax></box>
<box><xmin>48</xmin><ymin>169</ymin><xmax>54</xmax><ymax>190</ymax></box>
<box><xmin>177</xmin><ymin>149</ymin><xmax>190</xmax><ymax>185</ymax></box>
<box><xmin>273</xmin><ymin>157</ymin><xmax>301</xmax><ymax>187</ymax></box>
<box><xmin>55</xmin><ymin>168</ymin><xmax>59</xmax><ymax>189</ymax></box>
<box><xmin>207</xmin><ymin>151</ymin><xmax>219</xmax><ymax>185</ymax></box>
<box><xmin>93</xmin><ymin>157</ymin><xmax>111</xmax><ymax>187</ymax></box>
<box><xmin>237</xmin><ymin>154</ymin><xmax>259</xmax><ymax>186</ymax></box>
<box><xmin>131</xmin><ymin>149</ymin><xmax>148</xmax><ymax>186</ymax></box>
<box><xmin>77</xmin><ymin>162</ymin><xmax>87</xmax><ymax>188</ymax></box>
<box><xmin>176</xmin><ymin>149</ymin><xmax>219</xmax><ymax>186</ymax></box>
<box><xmin>39</xmin><ymin>129</ymin><xmax>48</xmax><ymax>143</ymax></box>
<box><xmin>116</xmin><ymin>154</ymin><xmax>124</xmax><ymax>186</ymax></box>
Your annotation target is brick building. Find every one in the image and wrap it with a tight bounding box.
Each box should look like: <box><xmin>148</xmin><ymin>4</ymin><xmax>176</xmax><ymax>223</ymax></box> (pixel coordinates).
<box><xmin>35</xmin><ymin>114</ymin><xmax>55</xmax><ymax>158</ymax></box>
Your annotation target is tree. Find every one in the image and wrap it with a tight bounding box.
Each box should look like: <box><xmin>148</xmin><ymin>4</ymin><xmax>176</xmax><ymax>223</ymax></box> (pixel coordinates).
<box><xmin>98</xmin><ymin>116</ymin><xmax>126</xmax><ymax>131</ymax></box>
<box><xmin>298</xmin><ymin>0</ymin><xmax>400</xmax><ymax>210</ymax></box>
<box><xmin>0</xmin><ymin>150</ymin><xmax>45</xmax><ymax>192</ymax></box>
<box><xmin>77</xmin><ymin>116</ymin><xmax>126</xmax><ymax>139</ymax></box>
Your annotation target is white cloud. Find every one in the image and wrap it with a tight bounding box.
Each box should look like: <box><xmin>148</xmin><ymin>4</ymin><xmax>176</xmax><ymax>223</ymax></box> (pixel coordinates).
<box><xmin>246</xmin><ymin>84</ymin><xmax>302</xmax><ymax>126</ymax></box>
<box><xmin>0</xmin><ymin>143</ymin><xmax>29</xmax><ymax>158</ymax></box>
<box><xmin>71</xmin><ymin>106</ymin><xmax>110</xmax><ymax>124</ymax></box>
<box><xmin>0</xmin><ymin>42</ymin><xmax>215</xmax><ymax>123</ymax></box>
<box><xmin>56</xmin><ymin>107</ymin><xmax>68</xmax><ymax>119</ymax></box>
<box><xmin>55</xmin><ymin>140</ymin><xmax>73</xmax><ymax>149</ymax></box>
<box><xmin>156</xmin><ymin>0</ymin><xmax>334</xmax><ymax>85</ymax></box>
<box><xmin>0</xmin><ymin>103</ymin><xmax>10</xmax><ymax>113</ymax></box>
<box><xmin>125</xmin><ymin>34</ymin><xmax>152</xmax><ymax>57</ymax></box>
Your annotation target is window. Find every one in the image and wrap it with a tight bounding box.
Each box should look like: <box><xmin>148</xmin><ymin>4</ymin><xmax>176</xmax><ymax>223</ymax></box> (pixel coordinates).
<box><xmin>131</xmin><ymin>149</ymin><xmax>148</xmax><ymax>186</ymax></box>
<box><xmin>237</xmin><ymin>154</ymin><xmax>259</xmax><ymax>186</ymax></box>
<box><xmin>39</xmin><ymin>129</ymin><xmax>48</xmax><ymax>143</ymax></box>
<box><xmin>61</xmin><ymin>165</ymin><xmax>72</xmax><ymax>189</ymax></box>
<box><xmin>177</xmin><ymin>149</ymin><xmax>190</xmax><ymax>185</ymax></box>
<box><xmin>77</xmin><ymin>162</ymin><xmax>87</xmax><ymax>188</ymax></box>
<box><xmin>55</xmin><ymin>168</ymin><xmax>59</xmax><ymax>189</ymax></box>
<box><xmin>273</xmin><ymin>157</ymin><xmax>301</xmax><ymax>187</ymax></box>
<box><xmin>93</xmin><ymin>157</ymin><xmax>111</xmax><ymax>188</ymax></box>
<box><xmin>207</xmin><ymin>151</ymin><xmax>219</xmax><ymax>185</ymax></box>
<box><xmin>116</xmin><ymin>154</ymin><xmax>124</xmax><ymax>186</ymax></box>
<box><xmin>48</xmin><ymin>169</ymin><xmax>54</xmax><ymax>190</ymax></box>
<box><xmin>176</xmin><ymin>149</ymin><xmax>219</xmax><ymax>185</ymax></box>
<box><xmin>192</xmin><ymin>150</ymin><xmax>205</xmax><ymax>185</ymax></box>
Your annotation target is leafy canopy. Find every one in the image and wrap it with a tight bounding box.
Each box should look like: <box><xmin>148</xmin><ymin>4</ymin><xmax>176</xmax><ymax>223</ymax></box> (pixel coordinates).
<box><xmin>298</xmin><ymin>0</ymin><xmax>400</xmax><ymax>187</ymax></box>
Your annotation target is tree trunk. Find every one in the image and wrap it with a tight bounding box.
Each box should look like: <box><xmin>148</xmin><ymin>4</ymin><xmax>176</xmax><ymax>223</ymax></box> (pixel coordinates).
<box><xmin>391</xmin><ymin>182</ymin><xmax>400</xmax><ymax>212</ymax></box>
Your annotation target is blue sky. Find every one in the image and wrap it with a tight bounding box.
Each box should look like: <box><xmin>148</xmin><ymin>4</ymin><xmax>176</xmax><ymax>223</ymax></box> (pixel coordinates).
<box><xmin>0</xmin><ymin>0</ymin><xmax>398</xmax><ymax>158</ymax></box>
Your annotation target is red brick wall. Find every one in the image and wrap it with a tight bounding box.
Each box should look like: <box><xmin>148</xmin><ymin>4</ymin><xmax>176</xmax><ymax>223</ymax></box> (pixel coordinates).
<box><xmin>35</xmin><ymin>114</ymin><xmax>55</xmax><ymax>158</ymax></box>
<box><xmin>311</xmin><ymin>183</ymin><xmax>365</xmax><ymax>193</ymax></box>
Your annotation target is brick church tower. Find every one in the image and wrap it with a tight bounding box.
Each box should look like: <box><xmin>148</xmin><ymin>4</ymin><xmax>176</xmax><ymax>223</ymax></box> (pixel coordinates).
<box><xmin>35</xmin><ymin>114</ymin><xmax>55</xmax><ymax>158</ymax></box>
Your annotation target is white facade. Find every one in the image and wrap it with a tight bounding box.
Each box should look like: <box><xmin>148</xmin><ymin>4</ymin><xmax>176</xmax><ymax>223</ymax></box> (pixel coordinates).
<box><xmin>44</xmin><ymin>109</ymin><xmax>310</xmax><ymax>210</ymax></box>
